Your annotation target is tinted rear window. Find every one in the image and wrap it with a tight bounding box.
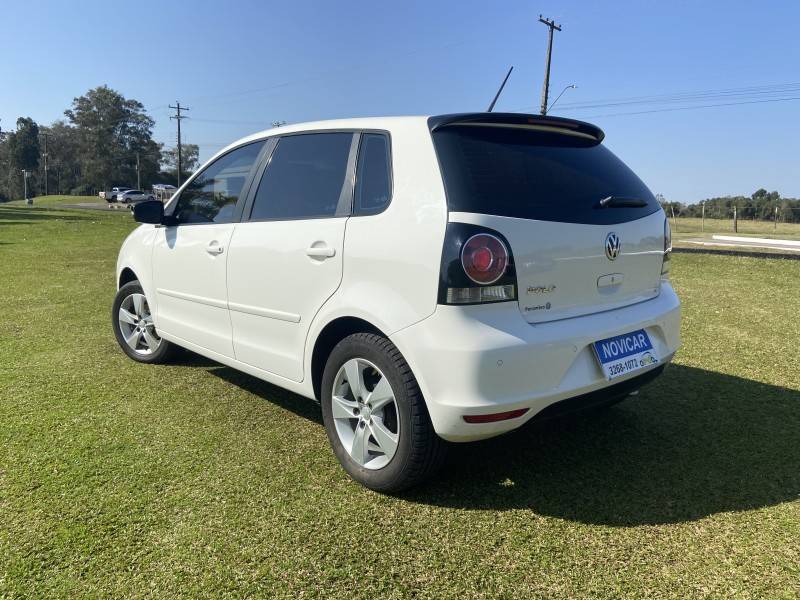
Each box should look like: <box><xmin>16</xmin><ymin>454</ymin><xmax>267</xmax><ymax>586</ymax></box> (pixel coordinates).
<box><xmin>431</xmin><ymin>125</ymin><xmax>659</xmax><ymax>224</ymax></box>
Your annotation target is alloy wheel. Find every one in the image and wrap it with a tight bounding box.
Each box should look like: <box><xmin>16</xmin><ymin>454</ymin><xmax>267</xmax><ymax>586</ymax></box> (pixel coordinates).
<box><xmin>117</xmin><ymin>293</ymin><xmax>161</xmax><ymax>355</ymax></box>
<box><xmin>331</xmin><ymin>358</ymin><xmax>400</xmax><ymax>470</ymax></box>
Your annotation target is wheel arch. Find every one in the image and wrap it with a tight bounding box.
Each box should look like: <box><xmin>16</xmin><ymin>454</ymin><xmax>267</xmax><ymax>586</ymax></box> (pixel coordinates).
<box><xmin>310</xmin><ymin>316</ymin><xmax>386</xmax><ymax>401</ymax></box>
<box><xmin>118</xmin><ymin>267</ymin><xmax>138</xmax><ymax>289</ymax></box>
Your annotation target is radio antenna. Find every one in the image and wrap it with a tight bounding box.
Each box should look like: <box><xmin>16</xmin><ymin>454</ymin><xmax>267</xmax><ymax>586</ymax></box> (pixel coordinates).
<box><xmin>487</xmin><ymin>66</ymin><xmax>514</xmax><ymax>112</ymax></box>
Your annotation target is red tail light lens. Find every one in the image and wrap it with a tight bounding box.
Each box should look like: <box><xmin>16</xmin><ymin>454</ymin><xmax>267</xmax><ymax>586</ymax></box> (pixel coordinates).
<box><xmin>461</xmin><ymin>234</ymin><xmax>509</xmax><ymax>285</ymax></box>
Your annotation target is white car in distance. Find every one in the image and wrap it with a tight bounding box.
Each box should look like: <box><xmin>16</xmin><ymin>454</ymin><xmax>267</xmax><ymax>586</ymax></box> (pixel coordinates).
<box><xmin>112</xmin><ymin>113</ymin><xmax>680</xmax><ymax>492</ymax></box>
<box><xmin>116</xmin><ymin>189</ymin><xmax>155</xmax><ymax>204</ymax></box>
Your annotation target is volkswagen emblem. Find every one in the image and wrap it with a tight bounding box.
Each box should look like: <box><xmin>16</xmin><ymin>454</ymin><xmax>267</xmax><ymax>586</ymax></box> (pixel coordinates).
<box><xmin>605</xmin><ymin>232</ymin><xmax>621</xmax><ymax>261</ymax></box>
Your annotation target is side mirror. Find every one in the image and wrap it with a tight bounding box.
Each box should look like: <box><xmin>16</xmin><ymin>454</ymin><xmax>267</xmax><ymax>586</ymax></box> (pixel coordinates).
<box><xmin>132</xmin><ymin>200</ymin><xmax>165</xmax><ymax>225</ymax></box>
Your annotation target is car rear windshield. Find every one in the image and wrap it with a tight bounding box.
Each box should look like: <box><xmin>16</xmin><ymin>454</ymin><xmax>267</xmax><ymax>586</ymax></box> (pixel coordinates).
<box><xmin>431</xmin><ymin>125</ymin><xmax>660</xmax><ymax>225</ymax></box>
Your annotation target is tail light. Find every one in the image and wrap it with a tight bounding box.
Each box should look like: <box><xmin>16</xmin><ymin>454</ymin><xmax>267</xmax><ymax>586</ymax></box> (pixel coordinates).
<box><xmin>438</xmin><ymin>223</ymin><xmax>517</xmax><ymax>305</ymax></box>
<box><xmin>462</xmin><ymin>234</ymin><xmax>508</xmax><ymax>284</ymax></box>
<box><xmin>661</xmin><ymin>218</ymin><xmax>672</xmax><ymax>277</ymax></box>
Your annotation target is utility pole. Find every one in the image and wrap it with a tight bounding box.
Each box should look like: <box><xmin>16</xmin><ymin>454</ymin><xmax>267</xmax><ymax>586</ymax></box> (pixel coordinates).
<box><xmin>701</xmin><ymin>202</ymin><xmax>705</xmax><ymax>232</ymax></box>
<box><xmin>169</xmin><ymin>101</ymin><xmax>190</xmax><ymax>186</ymax></box>
<box><xmin>136</xmin><ymin>152</ymin><xmax>141</xmax><ymax>190</ymax></box>
<box><xmin>538</xmin><ymin>15</ymin><xmax>562</xmax><ymax>115</ymax></box>
<box><xmin>40</xmin><ymin>133</ymin><xmax>49</xmax><ymax>196</ymax></box>
<box><xmin>22</xmin><ymin>169</ymin><xmax>30</xmax><ymax>204</ymax></box>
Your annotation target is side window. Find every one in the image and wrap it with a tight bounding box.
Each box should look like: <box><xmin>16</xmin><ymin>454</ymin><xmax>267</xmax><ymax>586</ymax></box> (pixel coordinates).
<box><xmin>249</xmin><ymin>133</ymin><xmax>353</xmax><ymax>221</ymax></box>
<box><xmin>354</xmin><ymin>133</ymin><xmax>392</xmax><ymax>215</ymax></box>
<box><xmin>173</xmin><ymin>141</ymin><xmax>265</xmax><ymax>224</ymax></box>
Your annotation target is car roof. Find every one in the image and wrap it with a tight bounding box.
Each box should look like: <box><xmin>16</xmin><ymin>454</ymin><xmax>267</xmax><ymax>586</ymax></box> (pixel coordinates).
<box><xmin>205</xmin><ymin>112</ymin><xmax>605</xmax><ymax>169</ymax></box>
<box><xmin>214</xmin><ymin>116</ymin><xmax>428</xmax><ymax>157</ymax></box>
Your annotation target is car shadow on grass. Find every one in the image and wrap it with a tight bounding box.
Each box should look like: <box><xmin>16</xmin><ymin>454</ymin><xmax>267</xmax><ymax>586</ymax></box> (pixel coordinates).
<box><xmin>404</xmin><ymin>364</ymin><xmax>800</xmax><ymax>526</ymax></box>
<box><xmin>191</xmin><ymin>357</ymin><xmax>799</xmax><ymax>526</ymax></box>
<box><xmin>204</xmin><ymin>363</ymin><xmax>324</xmax><ymax>425</ymax></box>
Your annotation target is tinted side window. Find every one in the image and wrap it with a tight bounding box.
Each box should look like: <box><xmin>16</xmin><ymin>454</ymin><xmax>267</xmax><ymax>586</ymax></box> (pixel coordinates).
<box><xmin>354</xmin><ymin>133</ymin><xmax>391</xmax><ymax>215</ymax></box>
<box><xmin>249</xmin><ymin>133</ymin><xmax>353</xmax><ymax>221</ymax></box>
<box><xmin>173</xmin><ymin>141</ymin><xmax>265</xmax><ymax>224</ymax></box>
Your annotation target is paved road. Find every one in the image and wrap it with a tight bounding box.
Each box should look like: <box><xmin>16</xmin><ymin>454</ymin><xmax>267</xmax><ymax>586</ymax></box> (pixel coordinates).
<box><xmin>681</xmin><ymin>237</ymin><xmax>800</xmax><ymax>253</ymax></box>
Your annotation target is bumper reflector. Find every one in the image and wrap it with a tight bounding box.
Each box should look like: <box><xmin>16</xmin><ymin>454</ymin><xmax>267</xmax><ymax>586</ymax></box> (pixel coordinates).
<box><xmin>463</xmin><ymin>408</ymin><xmax>529</xmax><ymax>424</ymax></box>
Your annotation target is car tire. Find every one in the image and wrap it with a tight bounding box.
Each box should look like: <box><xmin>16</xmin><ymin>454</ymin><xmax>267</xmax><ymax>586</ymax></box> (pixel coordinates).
<box><xmin>321</xmin><ymin>332</ymin><xmax>447</xmax><ymax>493</ymax></box>
<box><xmin>112</xmin><ymin>281</ymin><xmax>178</xmax><ymax>364</ymax></box>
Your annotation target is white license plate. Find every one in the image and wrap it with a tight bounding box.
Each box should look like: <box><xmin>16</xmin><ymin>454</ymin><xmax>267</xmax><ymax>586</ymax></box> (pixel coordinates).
<box><xmin>592</xmin><ymin>329</ymin><xmax>658</xmax><ymax>381</ymax></box>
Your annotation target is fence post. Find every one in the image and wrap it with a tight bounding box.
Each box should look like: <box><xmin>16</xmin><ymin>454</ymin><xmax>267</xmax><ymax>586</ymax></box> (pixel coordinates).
<box><xmin>670</xmin><ymin>205</ymin><xmax>677</xmax><ymax>233</ymax></box>
<box><xmin>701</xmin><ymin>203</ymin><xmax>705</xmax><ymax>232</ymax></box>
<box><xmin>775</xmin><ymin>206</ymin><xmax>779</xmax><ymax>230</ymax></box>
<box><xmin>733</xmin><ymin>205</ymin><xmax>738</xmax><ymax>233</ymax></box>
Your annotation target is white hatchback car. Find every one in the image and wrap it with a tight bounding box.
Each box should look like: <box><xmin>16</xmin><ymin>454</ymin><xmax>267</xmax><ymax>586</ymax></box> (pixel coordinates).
<box><xmin>113</xmin><ymin>113</ymin><xmax>680</xmax><ymax>492</ymax></box>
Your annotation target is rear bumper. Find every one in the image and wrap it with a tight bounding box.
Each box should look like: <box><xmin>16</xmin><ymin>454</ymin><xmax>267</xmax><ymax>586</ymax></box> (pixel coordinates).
<box><xmin>390</xmin><ymin>282</ymin><xmax>681</xmax><ymax>442</ymax></box>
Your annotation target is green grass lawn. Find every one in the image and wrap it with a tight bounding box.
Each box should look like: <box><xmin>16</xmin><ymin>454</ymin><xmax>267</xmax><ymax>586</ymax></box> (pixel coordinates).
<box><xmin>12</xmin><ymin>195</ymin><xmax>105</xmax><ymax>208</ymax></box>
<box><xmin>1</xmin><ymin>201</ymin><xmax>799</xmax><ymax>598</ymax></box>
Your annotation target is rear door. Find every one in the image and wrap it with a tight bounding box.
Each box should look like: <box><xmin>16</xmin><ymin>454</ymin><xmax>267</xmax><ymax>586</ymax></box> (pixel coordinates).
<box><xmin>226</xmin><ymin>132</ymin><xmax>357</xmax><ymax>381</ymax></box>
<box><xmin>431</xmin><ymin>120</ymin><xmax>665</xmax><ymax>323</ymax></box>
<box><xmin>151</xmin><ymin>140</ymin><xmax>266</xmax><ymax>356</ymax></box>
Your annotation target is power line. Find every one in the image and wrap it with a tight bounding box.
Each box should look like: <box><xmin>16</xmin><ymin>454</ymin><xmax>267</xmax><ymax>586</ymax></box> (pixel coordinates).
<box><xmin>169</xmin><ymin>101</ymin><xmax>190</xmax><ymax>187</ymax></box>
<box><xmin>557</xmin><ymin>81</ymin><xmax>800</xmax><ymax>110</ymax></box>
<box><xmin>582</xmin><ymin>95</ymin><xmax>800</xmax><ymax>119</ymax></box>
<box><xmin>189</xmin><ymin>38</ymin><xmax>475</xmax><ymax>108</ymax></box>
<box><xmin>189</xmin><ymin>116</ymin><xmax>274</xmax><ymax>126</ymax></box>
<box><xmin>512</xmin><ymin>81</ymin><xmax>800</xmax><ymax>114</ymax></box>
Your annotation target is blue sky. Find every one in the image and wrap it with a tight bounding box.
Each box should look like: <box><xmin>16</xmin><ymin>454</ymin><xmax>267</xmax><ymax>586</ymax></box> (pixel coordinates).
<box><xmin>2</xmin><ymin>0</ymin><xmax>798</xmax><ymax>203</ymax></box>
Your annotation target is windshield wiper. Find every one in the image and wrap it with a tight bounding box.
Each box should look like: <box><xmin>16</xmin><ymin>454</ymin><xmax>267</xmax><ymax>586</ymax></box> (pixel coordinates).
<box><xmin>597</xmin><ymin>195</ymin><xmax>648</xmax><ymax>208</ymax></box>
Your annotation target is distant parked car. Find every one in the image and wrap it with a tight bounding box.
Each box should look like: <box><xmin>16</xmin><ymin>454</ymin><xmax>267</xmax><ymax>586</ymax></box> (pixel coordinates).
<box><xmin>117</xmin><ymin>190</ymin><xmax>155</xmax><ymax>204</ymax></box>
<box><xmin>101</xmin><ymin>187</ymin><xmax>132</xmax><ymax>202</ymax></box>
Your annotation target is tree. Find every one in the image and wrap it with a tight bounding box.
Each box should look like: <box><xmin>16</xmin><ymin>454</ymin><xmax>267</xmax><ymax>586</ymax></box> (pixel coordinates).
<box><xmin>7</xmin><ymin>117</ymin><xmax>40</xmax><ymax>171</ymax></box>
<box><xmin>655</xmin><ymin>193</ymin><xmax>684</xmax><ymax>217</ymax></box>
<box><xmin>161</xmin><ymin>144</ymin><xmax>200</xmax><ymax>181</ymax></box>
<box><xmin>64</xmin><ymin>85</ymin><xmax>160</xmax><ymax>192</ymax></box>
<box><xmin>39</xmin><ymin>121</ymin><xmax>80</xmax><ymax>195</ymax></box>
<box><xmin>4</xmin><ymin>117</ymin><xmax>40</xmax><ymax>199</ymax></box>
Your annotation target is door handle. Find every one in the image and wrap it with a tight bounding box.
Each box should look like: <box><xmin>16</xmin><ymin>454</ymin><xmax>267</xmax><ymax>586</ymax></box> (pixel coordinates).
<box><xmin>305</xmin><ymin>245</ymin><xmax>336</xmax><ymax>258</ymax></box>
<box><xmin>206</xmin><ymin>241</ymin><xmax>224</xmax><ymax>255</ymax></box>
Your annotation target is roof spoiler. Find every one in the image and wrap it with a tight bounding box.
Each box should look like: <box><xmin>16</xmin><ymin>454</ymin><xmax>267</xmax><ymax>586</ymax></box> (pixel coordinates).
<box><xmin>428</xmin><ymin>112</ymin><xmax>605</xmax><ymax>144</ymax></box>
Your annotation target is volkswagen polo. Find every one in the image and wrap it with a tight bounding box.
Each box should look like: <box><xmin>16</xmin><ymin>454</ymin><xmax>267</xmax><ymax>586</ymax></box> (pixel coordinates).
<box><xmin>113</xmin><ymin>113</ymin><xmax>680</xmax><ymax>492</ymax></box>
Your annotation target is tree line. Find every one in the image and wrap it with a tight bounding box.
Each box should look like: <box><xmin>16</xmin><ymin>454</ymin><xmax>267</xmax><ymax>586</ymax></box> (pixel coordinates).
<box><xmin>659</xmin><ymin>189</ymin><xmax>800</xmax><ymax>223</ymax></box>
<box><xmin>0</xmin><ymin>86</ymin><xmax>199</xmax><ymax>201</ymax></box>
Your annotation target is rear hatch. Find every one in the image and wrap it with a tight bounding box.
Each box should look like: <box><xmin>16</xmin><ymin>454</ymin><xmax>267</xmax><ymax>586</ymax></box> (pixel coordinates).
<box><xmin>430</xmin><ymin>113</ymin><xmax>665</xmax><ymax>323</ymax></box>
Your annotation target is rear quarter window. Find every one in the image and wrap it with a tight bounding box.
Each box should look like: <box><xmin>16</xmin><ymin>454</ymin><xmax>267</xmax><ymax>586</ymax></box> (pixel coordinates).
<box><xmin>431</xmin><ymin>125</ymin><xmax>660</xmax><ymax>225</ymax></box>
<box><xmin>354</xmin><ymin>133</ymin><xmax>392</xmax><ymax>216</ymax></box>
